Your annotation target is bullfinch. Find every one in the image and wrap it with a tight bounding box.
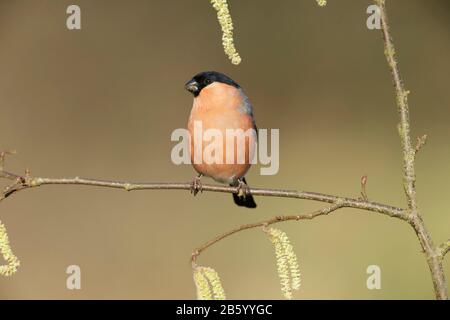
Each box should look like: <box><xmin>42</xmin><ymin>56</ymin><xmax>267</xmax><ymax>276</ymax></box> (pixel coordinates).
<box><xmin>185</xmin><ymin>71</ymin><xmax>257</xmax><ymax>208</ymax></box>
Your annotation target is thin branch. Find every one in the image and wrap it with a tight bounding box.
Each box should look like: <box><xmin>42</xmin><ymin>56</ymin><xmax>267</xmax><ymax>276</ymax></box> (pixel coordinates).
<box><xmin>360</xmin><ymin>175</ymin><xmax>368</xmax><ymax>201</ymax></box>
<box><xmin>0</xmin><ymin>150</ymin><xmax>16</xmax><ymax>172</ymax></box>
<box><xmin>437</xmin><ymin>239</ymin><xmax>450</xmax><ymax>259</ymax></box>
<box><xmin>376</xmin><ymin>0</ymin><xmax>448</xmax><ymax>299</ymax></box>
<box><xmin>376</xmin><ymin>0</ymin><xmax>417</xmax><ymax>214</ymax></box>
<box><xmin>192</xmin><ymin>202</ymin><xmax>345</xmax><ymax>265</ymax></box>
<box><xmin>415</xmin><ymin>134</ymin><xmax>428</xmax><ymax>156</ymax></box>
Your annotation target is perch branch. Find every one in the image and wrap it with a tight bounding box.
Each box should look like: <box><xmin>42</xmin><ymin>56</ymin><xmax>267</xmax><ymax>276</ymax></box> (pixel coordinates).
<box><xmin>0</xmin><ymin>167</ymin><xmax>405</xmax><ymax>219</ymax></box>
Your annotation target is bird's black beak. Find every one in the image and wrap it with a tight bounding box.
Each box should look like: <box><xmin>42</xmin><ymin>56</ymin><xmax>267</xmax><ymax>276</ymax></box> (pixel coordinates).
<box><xmin>185</xmin><ymin>80</ymin><xmax>199</xmax><ymax>95</ymax></box>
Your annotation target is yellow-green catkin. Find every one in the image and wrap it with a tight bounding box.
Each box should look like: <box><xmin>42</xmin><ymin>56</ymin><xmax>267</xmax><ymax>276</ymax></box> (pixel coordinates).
<box><xmin>194</xmin><ymin>267</ymin><xmax>213</xmax><ymax>300</ymax></box>
<box><xmin>210</xmin><ymin>0</ymin><xmax>242</xmax><ymax>65</ymax></box>
<box><xmin>316</xmin><ymin>0</ymin><xmax>327</xmax><ymax>6</ymax></box>
<box><xmin>0</xmin><ymin>220</ymin><xmax>20</xmax><ymax>276</ymax></box>
<box><xmin>193</xmin><ymin>266</ymin><xmax>226</xmax><ymax>300</ymax></box>
<box><xmin>264</xmin><ymin>227</ymin><xmax>301</xmax><ymax>299</ymax></box>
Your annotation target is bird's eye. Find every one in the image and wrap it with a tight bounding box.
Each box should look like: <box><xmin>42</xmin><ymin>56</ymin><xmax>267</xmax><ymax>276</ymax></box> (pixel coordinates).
<box><xmin>204</xmin><ymin>78</ymin><xmax>212</xmax><ymax>85</ymax></box>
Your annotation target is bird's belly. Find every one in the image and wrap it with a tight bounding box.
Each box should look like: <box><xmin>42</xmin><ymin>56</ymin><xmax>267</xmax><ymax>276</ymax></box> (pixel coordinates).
<box><xmin>188</xmin><ymin>109</ymin><xmax>256</xmax><ymax>184</ymax></box>
<box><xmin>192</xmin><ymin>162</ymin><xmax>251</xmax><ymax>184</ymax></box>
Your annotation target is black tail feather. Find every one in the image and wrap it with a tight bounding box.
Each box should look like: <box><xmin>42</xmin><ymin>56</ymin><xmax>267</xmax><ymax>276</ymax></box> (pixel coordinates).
<box><xmin>231</xmin><ymin>178</ymin><xmax>257</xmax><ymax>208</ymax></box>
<box><xmin>232</xmin><ymin>193</ymin><xmax>257</xmax><ymax>208</ymax></box>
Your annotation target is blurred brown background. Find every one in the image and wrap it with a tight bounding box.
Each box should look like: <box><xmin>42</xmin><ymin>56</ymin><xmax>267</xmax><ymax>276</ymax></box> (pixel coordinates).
<box><xmin>0</xmin><ymin>0</ymin><xmax>449</xmax><ymax>299</ymax></box>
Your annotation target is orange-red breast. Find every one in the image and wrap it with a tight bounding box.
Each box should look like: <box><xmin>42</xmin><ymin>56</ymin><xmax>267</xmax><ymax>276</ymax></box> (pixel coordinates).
<box><xmin>185</xmin><ymin>71</ymin><xmax>257</xmax><ymax>208</ymax></box>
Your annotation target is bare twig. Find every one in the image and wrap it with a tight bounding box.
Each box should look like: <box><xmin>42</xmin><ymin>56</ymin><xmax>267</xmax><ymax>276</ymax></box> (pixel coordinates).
<box><xmin>415</xmin><ymin>134</ymin><xmax>428</xmax><ymax>155</ymax></box>
<box><xmin>191</xmin><ymin>202</ymin><xmax>345</xmax><ymax>265</ymax></box>
<box><xmin>437</xmin><ymin>239</ymin><xmax>450</xmax><ymax>259</ymax></box>
<box><xmin>375</xmin><ymin>0</ymin><xmax>448</xmax><ymax>299</ymax></box>
<box><xmin>0</xmin><ymin>150</ymin><xmax>16</xmax><ymax>172</ymax></box>
<box><xmin>360</xmin><ymin>175</ymin><xmax>368</xmax><ymax>201</ymax></box>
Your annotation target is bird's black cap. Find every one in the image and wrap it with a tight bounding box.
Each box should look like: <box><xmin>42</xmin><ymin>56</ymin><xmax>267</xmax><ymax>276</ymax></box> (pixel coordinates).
<box><xmin>185</xmin><ymin>71</ymin><xmax>240</xmax><ymax>96</ymax></box>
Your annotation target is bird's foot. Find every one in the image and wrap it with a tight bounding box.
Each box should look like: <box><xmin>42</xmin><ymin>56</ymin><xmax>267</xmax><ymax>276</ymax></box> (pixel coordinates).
<box><xmin>236</xmin><ymin>179</ymin><xmax>251</xmax><ymax>198</ymax></box>
<box><xmin>190</xmin><ymin>174</ymin><xmax>203</xmax><ymax>196</ymax></box>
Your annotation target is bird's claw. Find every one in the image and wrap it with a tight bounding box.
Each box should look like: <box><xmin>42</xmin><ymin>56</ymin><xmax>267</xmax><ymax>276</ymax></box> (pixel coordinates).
<box><xmin>237</xmin><ymin>179</ymin><xmax>251</xmax><ymax>198</ymax></box>
<box><xmin>190</xmin><ymin>176</ymin><xmax>203</xmax><ymax>196</ymax></box>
